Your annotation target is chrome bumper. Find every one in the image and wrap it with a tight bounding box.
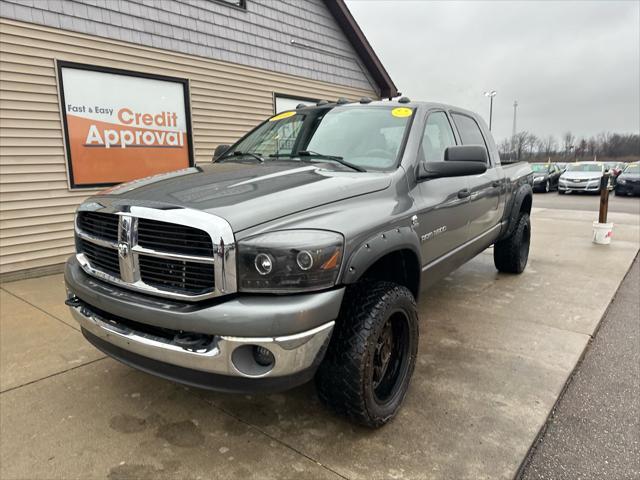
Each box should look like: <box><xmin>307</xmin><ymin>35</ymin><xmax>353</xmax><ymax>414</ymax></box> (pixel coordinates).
<box><xmin>68</xmin><ymin>301</ymin><xmax>334</xmax><ymax>379</ymax></box>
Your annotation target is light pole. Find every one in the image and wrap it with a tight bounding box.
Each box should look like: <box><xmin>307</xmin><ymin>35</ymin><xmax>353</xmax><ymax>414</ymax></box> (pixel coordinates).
<box><xmin>484</xmin><ymin>90</ymin><xmax>497</xmax><ymax>130</ymax></box>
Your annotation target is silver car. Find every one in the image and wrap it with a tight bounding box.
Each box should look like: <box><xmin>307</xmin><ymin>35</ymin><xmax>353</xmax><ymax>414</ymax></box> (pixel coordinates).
<box><xmin>558</xmin><ymin>162</ymin><xmax>606</xmax><ymax>194</ymax></box>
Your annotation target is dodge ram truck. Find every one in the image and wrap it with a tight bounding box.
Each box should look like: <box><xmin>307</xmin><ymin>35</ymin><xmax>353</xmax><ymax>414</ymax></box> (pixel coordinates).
<box><xmin>65</xmin><ymin>99</ymin><xmax>533</xmax><ymax>427</ymax></box>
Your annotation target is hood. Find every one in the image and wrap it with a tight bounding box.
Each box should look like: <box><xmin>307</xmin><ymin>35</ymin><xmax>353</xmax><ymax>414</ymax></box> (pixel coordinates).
<box><xmin>92</xmin><ymin>161</ymin><xmax>392</xmax><ymax>231</ymax></box>
<box><xmin>561</xmin><ymin>171</ymin><xmax>603</xmax><ymax>180</ymax></box>
<box><xmin>619</xmin><ymin>171</ymin><xmax>640</xmax><ymax>180</ymax></box>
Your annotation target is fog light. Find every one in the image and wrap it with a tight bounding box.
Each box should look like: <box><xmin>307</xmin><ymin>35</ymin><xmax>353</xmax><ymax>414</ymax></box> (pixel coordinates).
<box><xmin>253</xmin><ymin>345</ymin><xmax>275</xmax><ymax>367</ymax></box>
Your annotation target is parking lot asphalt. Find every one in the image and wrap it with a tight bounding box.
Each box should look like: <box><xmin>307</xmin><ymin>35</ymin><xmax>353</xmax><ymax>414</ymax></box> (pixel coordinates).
<box><xmin>533</xmin><ymin>190</ymin><xmax>640</xmax><ymax>215</ymax></box>
<box><xmin>519</xmin><ymin>255</ymin><xmax>639</xmax><ymax>480</ymax></box>
<box><xmin>1</xmin><ymin>204</ymin><xmax>638</xmax><ymax>480</ymax></box>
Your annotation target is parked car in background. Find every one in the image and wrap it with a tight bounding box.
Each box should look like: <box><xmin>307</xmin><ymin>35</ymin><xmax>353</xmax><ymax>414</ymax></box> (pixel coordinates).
<box><xmin>614</xmin><ymin>162</ymin><xmax>640</xmax><ymax>196</ymax></box>
<box><xmin>604</xmin><ymin>161</ymin><xmax>625</xmax><ymax>186</ymax></box>
<box><xmin>558</xmin><ymin>162</ymin><xmax>606</xmax><ymax>194</ymax></box>
<box><xmin>530</xmin><ymin>163</ymin><xmax>562</xmax><ymax>192</ymax></box>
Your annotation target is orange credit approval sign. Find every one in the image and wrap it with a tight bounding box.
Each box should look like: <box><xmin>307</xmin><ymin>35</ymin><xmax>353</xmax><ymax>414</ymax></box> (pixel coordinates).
<box><xmin>59</xmin><ymin>63</ymin><xmax>193</xmax><ymax>188</ymax></box>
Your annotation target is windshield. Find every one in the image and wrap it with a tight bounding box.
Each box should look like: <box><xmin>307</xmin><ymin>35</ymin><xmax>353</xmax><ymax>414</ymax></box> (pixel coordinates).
<box><xmin>223</xmin><ymin>105</ymin><xmax>414</xmax><ymax>171</ymax></box>
<box><xmin>530</xmin><ymin>164</ymin><xmax>550</xmax><ymax>173</ymax></box>
<box><xmin>566</xmin><ymin>163</ymin><xmax>603</xmax><ymax>172</ymax></box>
<box><xmin>624</xmin><ymin>164</ymin><xmax>639</xmax><ymax>174</ymax></box>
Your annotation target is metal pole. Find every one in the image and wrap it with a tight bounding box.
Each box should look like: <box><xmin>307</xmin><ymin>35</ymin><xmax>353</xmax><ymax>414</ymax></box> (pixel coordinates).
<box><xmin>599</xmin><ymin>172</ymin><xmax>610</xmax><ymax>223</ymax></box>
<box><xmin>489</xmin><ymin>96</ymin><xmax>493</xmax><ymax>131</ymax></box>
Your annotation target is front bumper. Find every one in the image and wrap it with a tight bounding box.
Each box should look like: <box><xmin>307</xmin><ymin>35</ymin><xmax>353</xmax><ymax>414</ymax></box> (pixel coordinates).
<box><xmin>615</xmin><ymin>182</ymin><xmax>640</xmax><ymax>195</ymax></box>
<box><xmin>532</xmin><ymin>178</ymin><xmax>549</xmax><ymax>191</ymax></box>
<box><xmin>64</xmin><ymin>256</ymin><xmax>343</xmax><ymax>392</ymax></box>
<box><xmin>558</xmin><ymin>180</ymin><xmax>601</xmax><ymax>192</ymax></box>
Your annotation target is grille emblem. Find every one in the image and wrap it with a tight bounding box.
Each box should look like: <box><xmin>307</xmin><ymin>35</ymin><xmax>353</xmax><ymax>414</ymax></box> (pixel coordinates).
<box><xmin>118</xmin><ymin>215</ymin><xmax>138</xmax><ymax>283</ymax></box>
<box><xmin>118</xmin><ymin>242</ymin><xmax>130</xmax><ymax>259</ymax></box>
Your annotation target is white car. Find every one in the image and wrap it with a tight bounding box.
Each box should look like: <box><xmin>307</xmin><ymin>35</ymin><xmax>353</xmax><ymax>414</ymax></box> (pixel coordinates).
<box><xmin>558</xmin><ymin>162</ymin><xmax>607</xmax><ymax>194</ymax></box>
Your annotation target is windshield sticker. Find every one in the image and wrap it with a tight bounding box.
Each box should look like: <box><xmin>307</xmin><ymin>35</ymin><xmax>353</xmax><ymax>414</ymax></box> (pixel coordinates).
<box><xmin>391</xmin><ymin>107</ymin><xmax>413</xmax><ymax>118</ymax></box>
<box><xmin>269</xmin><ymin>111</ymin><xmax>296</xmax><ymax>122</ymax></box>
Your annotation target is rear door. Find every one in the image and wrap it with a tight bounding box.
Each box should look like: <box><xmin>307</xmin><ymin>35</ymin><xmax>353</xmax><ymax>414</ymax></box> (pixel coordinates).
<box><xmin>450</xmin><ymin>112</ymin><xmax>503</xmax><ymax>241</ymax></box>
<box><xmin>415</xmin><ymin>110</ymin><xmax>470</xmax><ymax>265</ymax></box>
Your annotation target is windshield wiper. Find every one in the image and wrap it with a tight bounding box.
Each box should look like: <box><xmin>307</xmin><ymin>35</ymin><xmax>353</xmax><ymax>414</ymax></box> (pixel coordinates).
<box><xmin>219</xmin><ymin>151</ymin><xmax>265</xmax><ymax>163</ymax></box>
<box><xmin>297</xmin><ymin>150</ymin><xmax>366</xmax><ymax>172</ymax></box>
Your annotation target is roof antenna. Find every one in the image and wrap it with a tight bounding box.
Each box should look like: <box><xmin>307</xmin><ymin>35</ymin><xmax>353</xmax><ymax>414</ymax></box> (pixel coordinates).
<box><xmin>316</xmin><ymin>99</ymin><xmax>329</xmax><ymax>106</ymax></box>
<box><xmin>359</xmin><ymin>97</ymin><xmax>372</xmax><ymax>104</ymax></box>
<box><xmin>336</xmin><ymin>97</ymin><xmax>350</xmax><ymax>105</ymax></box>
<box><xmin>296</xmin><ymin>103</ymin><xmax>307</xmax><ymax>109</ymax></box>
<box><xmin>398</xmin><ymin>96</ymin><xmax>411</xmax><ymax>104</ymax></box>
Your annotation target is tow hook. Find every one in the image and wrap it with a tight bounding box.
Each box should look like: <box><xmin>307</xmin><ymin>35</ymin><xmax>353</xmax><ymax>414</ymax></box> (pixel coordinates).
<box><xmin>65</xmin><ymin>295</ymin><xmax>82</xmax><ymax>308</ymax></box>
<box><xmin>173</xmin><ymin>332</ymin><xmax>214</xmax><ymax>352</ymax></box>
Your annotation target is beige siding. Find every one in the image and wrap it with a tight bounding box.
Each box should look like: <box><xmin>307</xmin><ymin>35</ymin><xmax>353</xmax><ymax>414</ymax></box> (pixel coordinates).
<box><xmin>0</xmin><ymin>18</ymin><xmax>377</xmax><ymax>277</ymax></box>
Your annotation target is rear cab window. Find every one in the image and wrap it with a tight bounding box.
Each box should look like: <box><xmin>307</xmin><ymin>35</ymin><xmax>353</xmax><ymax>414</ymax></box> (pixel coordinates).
<box><xmin>451</xmin><ymin>112</ymin><xmax>491</xmax><ymax>166</ymax></box>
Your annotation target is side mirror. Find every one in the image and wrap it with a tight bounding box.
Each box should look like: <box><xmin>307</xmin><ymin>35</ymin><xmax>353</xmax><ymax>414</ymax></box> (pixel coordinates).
<box><xmin>213</xmin><ymin>144</ymin><xmax>231</xmax><ymax>162</ymax></box>
<box><xmin>419</xmin><ymin>160</ymin><xmax>487</xmax><ymax>179</ymax></box>
<box><xmin>418</xmin><ymin>145</ymin><xmax>488</xmax><ymax>179</ymax></box>
<box><xmin>444</xmin><ymin>145</ymin><xmax>488</xmax><ymax>163</ymax></box>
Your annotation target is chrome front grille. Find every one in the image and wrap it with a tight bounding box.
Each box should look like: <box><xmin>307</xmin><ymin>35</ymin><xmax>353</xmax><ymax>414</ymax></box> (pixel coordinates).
<box><xmin>77</xmin><ymin>238</ymin><xmax>120</xmax><ymax>277</ymax></box>
<box><xmin>138</xmin><ymin>255</ymin><xmax>215</xmax><ymax>294</ymax></box>
<box><xmin>75</xmin><ymin>206</ymin><xmax>237</xmax><ymax>301</ymax></box>
<box><xmin>77</xmin><ymin>211</ymin><xmax>119</xmax><ymax>241</ymax></box>
<box><xmin>137</xmin><ymin>218</ymin><xmax>213</xmax><ymax>257</ymax></box>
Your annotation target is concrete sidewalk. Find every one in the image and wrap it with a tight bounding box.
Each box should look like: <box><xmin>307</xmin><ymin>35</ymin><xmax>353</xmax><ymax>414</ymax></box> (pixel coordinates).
<box><xmin>1</xmin><ymin>207</ymin><xmax>638</xmax><ymax>480</ymax></box>
<box><xmin>520</xmin><ymin>256</ymin><xmax>639</xmax><ymax>479</ymax></box>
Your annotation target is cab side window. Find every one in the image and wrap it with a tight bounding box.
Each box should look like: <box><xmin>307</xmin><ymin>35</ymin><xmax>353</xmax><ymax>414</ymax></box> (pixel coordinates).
<box><xmin>421</xmin><ymin>112</ymin><xmax>457</xmax><ymax>163</ymax></box>
<box><xmin>451</xmin><ymin>113</ymin><xmax>490</xmax><ymax>164</ymax></box>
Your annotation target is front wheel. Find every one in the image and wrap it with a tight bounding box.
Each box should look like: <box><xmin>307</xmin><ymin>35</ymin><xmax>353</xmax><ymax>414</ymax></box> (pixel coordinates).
<box><xmin>315</xmin><ymin>282</ymin><xmax>419</xmax><ymax>428</ymax></box>
<box><xmin>494</xmin><ymin>212</ymin><xmax>531</xmax><ymax>273</ymax></box>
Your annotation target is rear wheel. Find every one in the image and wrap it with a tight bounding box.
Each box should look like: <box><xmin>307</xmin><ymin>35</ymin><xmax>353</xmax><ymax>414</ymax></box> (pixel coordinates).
<box><xmin>315</xmin><ymin>282</ymin><xmax>419</xmax><ymax>428</ymax></box>
<box><xmin>494</xmin><ymin>212</ymin><xmax>530</xmax><ymax>274</ymax></box>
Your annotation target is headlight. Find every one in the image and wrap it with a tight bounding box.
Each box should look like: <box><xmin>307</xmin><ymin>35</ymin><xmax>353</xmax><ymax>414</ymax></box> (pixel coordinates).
<box><xmin>237</xmin><ymin>230</ymin><xmax>343</xmax><ymax>293</ymax></box>
<box><xmin>618</xmin><ymin>178</ymin><xmax>626</xmax><ymax>184</ymax></box>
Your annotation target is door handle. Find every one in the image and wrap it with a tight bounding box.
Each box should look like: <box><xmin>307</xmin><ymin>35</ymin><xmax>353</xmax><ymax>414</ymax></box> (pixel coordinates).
<box><xmin>492</xmin><ymin>181</ymin><xmax>500</xmax><ymax>188</ymax></box>
<box><xmin>457</xmin><ymin>189</ymin><xmax>471</xmax><ymax>199</ymax></box>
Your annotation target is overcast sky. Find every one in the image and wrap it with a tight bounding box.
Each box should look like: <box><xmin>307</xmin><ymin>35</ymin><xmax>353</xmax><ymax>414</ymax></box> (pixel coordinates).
<box><xmin>347</xmin><ymin>0</ymin><xmax>640</xmax><ymax>143</ymax></box>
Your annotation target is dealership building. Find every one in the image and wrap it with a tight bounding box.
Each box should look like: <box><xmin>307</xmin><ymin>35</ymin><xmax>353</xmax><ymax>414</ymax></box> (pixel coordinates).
<box><xmin>0</xmin><ymin>0</ymin><xmax>397</xmax><ymax>279</ymax></box>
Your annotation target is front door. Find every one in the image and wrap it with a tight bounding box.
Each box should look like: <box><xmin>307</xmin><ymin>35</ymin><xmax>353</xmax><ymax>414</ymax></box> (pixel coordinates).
<box><xmin>415</xmin><ymin>111</ymin><xmax>470</xmax><ymax>266</ymax></box>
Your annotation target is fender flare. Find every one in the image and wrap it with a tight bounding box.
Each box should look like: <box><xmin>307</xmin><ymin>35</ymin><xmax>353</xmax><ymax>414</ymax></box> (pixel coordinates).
<box><xmin>341</xmin><ymin>225</ymin><xmax>422</xmax><ymax>288</ymax></box>
<box><xmin>500</xmin><ymin>183</ymin><xmax>533</xmax><ymax>240</ymax></box>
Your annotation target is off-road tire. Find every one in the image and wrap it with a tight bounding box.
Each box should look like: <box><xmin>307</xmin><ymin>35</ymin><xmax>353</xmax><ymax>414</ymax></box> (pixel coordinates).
<box><xmin>493</xmin><ymin>212</ymin><xmax>531</xmax><ymax>273</ymax></box>
<box><xmin>315</xmin><ymin>282</ymin><xmax>419</xmax><ymax>428</ymax></box>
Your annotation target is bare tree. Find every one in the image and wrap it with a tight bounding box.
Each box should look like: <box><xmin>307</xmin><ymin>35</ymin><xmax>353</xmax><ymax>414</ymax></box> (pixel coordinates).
<box><xmin>513</xmin><ymin>131</ymin><xmax>529</xmax><ymax>160</ymax></box>
<box><xmin>526</xmin><ymin>133</ymin><xmax>538</xmax><ymax>158</ymax></box>
<box><xmin>587</xmin><ymin>137</ymin><xmax>597</xmax><ymax>158</ymax></box>
<box><xmin>498</xmin><ymin>138</ymin><xmax>512</xmax><ymax>159</ymax></box>
<box><xmin>542</xmin><ymin>135</ymin><xmax>557</xmax><ymax>158</ymax></box>
<box><xmin>562</xmin><ymin>131</ymin><xmax>575</xmax><ymax>158</ymax></box>
<box><xmin>577</xmin><ymin>138</ymin><xmax>588</xmax><ymax>157</ymax></box>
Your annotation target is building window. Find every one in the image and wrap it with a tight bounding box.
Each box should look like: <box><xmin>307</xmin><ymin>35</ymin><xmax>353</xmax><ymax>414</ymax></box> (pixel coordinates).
<box><xmin>214</xmin><ymin>0</ymin><xmax>247</xmax><ymax>9</ymax></box>
<box><xmin>274</xmin><ymin>94</ymin><xmax>318</xmax><ymax>114</ymax></box>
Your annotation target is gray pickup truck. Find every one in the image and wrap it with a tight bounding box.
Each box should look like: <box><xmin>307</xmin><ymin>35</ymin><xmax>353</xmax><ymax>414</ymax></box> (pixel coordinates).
<box><xmin>65</xmin><ymin>100</ymin><xmax>533</xmax><ymax>427</ymax></box>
